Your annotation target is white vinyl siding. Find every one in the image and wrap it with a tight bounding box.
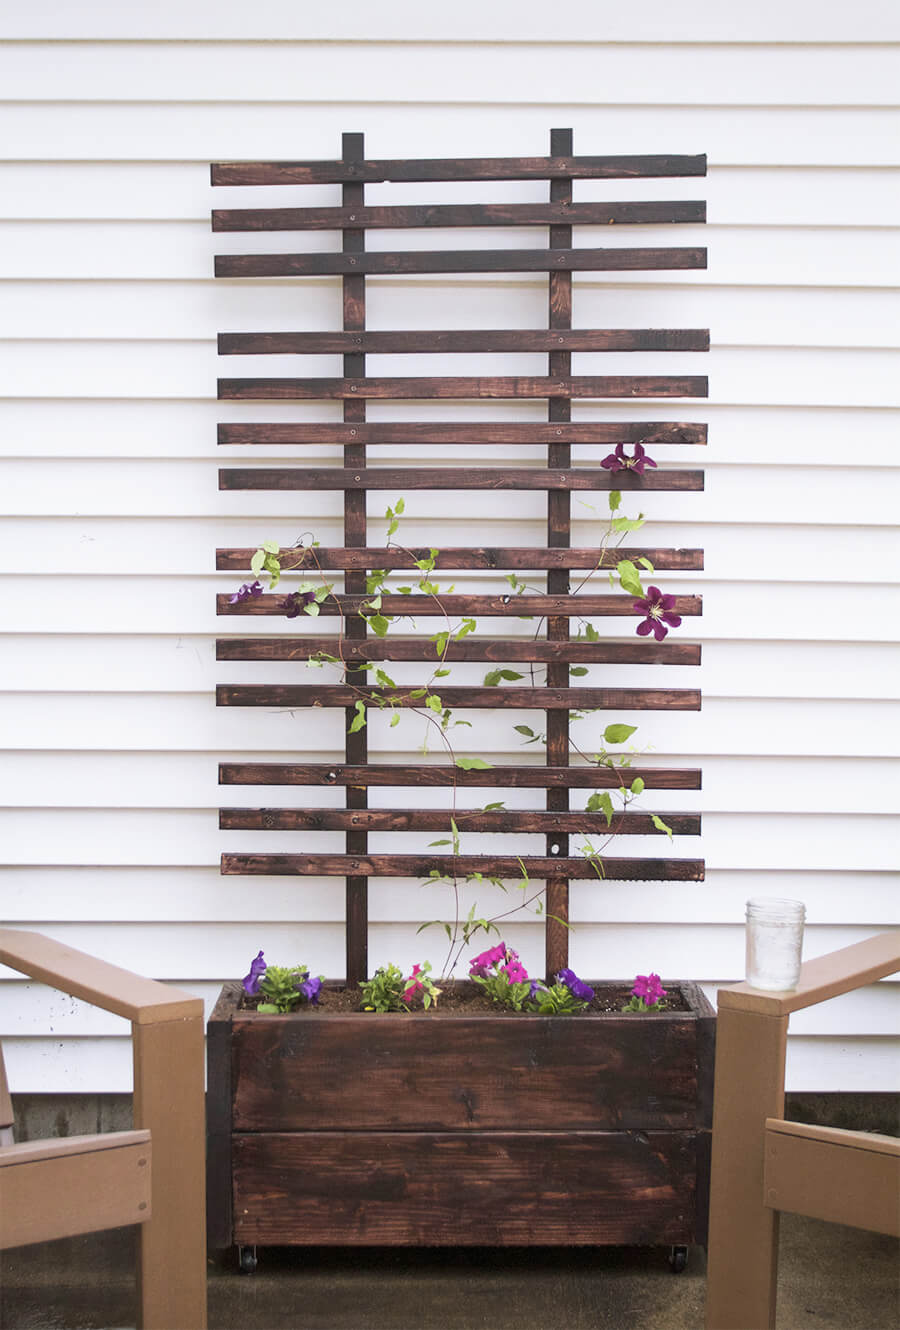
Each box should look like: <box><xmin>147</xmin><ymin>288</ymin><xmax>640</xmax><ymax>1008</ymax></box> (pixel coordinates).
<box><xmin>1</xmin><ymin>9</ymin><xmax>897</xmax><ymax>1091</ymax></box>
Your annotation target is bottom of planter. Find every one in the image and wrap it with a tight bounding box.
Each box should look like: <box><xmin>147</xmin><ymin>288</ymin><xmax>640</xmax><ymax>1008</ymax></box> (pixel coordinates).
<box><xmin>231</xmin><ymin>1129</ymin><xmax>704</xmax><ymax>1247</ymax></box>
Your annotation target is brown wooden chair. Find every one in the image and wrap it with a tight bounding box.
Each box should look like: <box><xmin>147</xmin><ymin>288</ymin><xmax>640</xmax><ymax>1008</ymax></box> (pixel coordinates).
<box><xmin>0</xmin><ymin>928</ymin><xmax>207</xmax><ymax>1330</ymax></box>
<box><xmin>705</xmin><ymin>931</ymin><xmax>900</xmax><ymax>1330</ymax></box>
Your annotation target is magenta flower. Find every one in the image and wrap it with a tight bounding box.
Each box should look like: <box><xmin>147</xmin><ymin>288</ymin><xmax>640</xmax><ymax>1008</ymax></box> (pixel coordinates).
<box><xmin>282</xmin><ymin>589</ymin><xmax>317</xmax><ymax>618</ymax></box>
<box><xmin>229</xmin><ymin>580</ymin><xmax>264</xmax><ymax>605</ymax></box>
<box><xmin>242</xmin><ymin>950</ymin><xmax>267</xmax><ymax>995</ymax></box>
<box><xmin>556</xmin><ymin>967</ymin><xmax>595</xmax><ymax>1002</ymax></box>
<box><xmin>403</xmin><ymin>963</ymin><xmax>424</xmax><ymax>1003</ymax></box>
<box><xmin>634</xmin><ymin>586</ymin><xmax>682</xmax><ymax>641</ymax></box>
<box><xmin>503</xmin><ymin>960</ymin><xmax>530</xmax><ymax>984</ymax></box>
<box><xmin>469</xmin><ymin>942</ymin><xmax>508</xmax><ymax>977</ymax></box>
<box><xmin>600</xmin><ymin>442</ymin><xmax>657</xmax><ymax>474</ymax></box>
<box><xmin>632</xmin><ymin>973</ymin><xmax>668</xmax><ymax>1006</ymax></box>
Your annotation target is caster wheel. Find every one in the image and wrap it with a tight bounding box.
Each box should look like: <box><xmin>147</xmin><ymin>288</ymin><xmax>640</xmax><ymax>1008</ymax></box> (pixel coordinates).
<box><xmin>238</xmin><ymin>1244</ymin><xmax>258</xmax><ymax>1274</ymax></box>
<box><xmin>668</xmin><ymin>1244</ymin><xmax>689</xmax><ymax>1273</ymax></box>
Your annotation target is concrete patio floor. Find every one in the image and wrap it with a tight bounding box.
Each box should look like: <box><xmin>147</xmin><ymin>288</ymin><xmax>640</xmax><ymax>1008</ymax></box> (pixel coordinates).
<box><xmin>0</xmin><ymin>1216</ymin><xmax>897</xmax><ymax>1330</ymax></box>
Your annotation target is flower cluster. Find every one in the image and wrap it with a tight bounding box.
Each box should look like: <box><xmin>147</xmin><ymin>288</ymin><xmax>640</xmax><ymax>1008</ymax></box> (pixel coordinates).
<box><xmin>622</xmin><ymin>972</ymin><xmax>668</xmax><ymax>1014</ymax></box>
<box><xmin>242</xmin><ymin>950</ymin><xmax>322</xmax><ymax>1013</ymax></box>
<box><xmin>468</xmin><ymin>944</ymin><xmax>596</xmax><ymax>1015</ymax></box>
<box><xmin>402</xmin><ymin>961</ymin><xmax>442</xmax><ymax>1010</ymax></box>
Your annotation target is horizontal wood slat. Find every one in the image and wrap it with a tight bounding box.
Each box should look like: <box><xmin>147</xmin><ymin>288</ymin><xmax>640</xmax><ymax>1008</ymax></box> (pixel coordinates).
<box><xmin>221</xmin><ymin>852</ymin><xmax>705</xmax><ymax>881</ymax></box>
<box><xmin>211</xmin><ymin>155</ymin><xmax>707</xmax><ymax>186</ymax></box>
<box><xmin>215</xmin><ymin>247</ymin><xmax>707</xmax><ymax>278</ymax></box>
<box><xmin>215</xmin><ymin>636</ymin><xmax>702</xmax><ymax>665</ymax></box>
<box><xmin>215</xmin><ymin>684</ymin><xmax>702</xmax><ymax>711</ymax></box>
<box><xmin>219</xmin><ymin>808</ymin><xmax>701</xmax><ymax>835</ymax></box>
<box><xmin>218</xmin><ymin>329</ymin><xmax>710</xmax><ymax>355</ymax></box>
<box><xmin>217</xmin><ymin>421</ymin><xmax>707</xmax><ymax>446</ymax></box>
<box><xmin>217</xmin><ymin>592</ymin><xmax>702</xmax><ymax>618</ymax></box>
<box><xmin>218</xmin><ymin>466</ymin><xmax>704</xmax><ymax>493</ymax></box>
<box><xmin>219</xmin><ymin>763</ymin><xmax>703</xmax><ymax>790</ymax></box>
<box><xmin>218</xmin><ymin>375</ymin><xmax>708</xmax><ymax>401</ymax></box>
<box><xmin>216</xmin><ymin>546</ymin><xmax>705</xmax><ymax>572</ymax></box>
<box><xmin>213</xmin><ymin>200</ymin><xmax>706</xmax><ymax>232</ymax></box>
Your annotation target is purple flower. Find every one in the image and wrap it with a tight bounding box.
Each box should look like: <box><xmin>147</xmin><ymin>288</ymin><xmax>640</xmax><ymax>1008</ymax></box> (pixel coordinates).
<box><xmin>297</xmin><ymin>974</ymin><xmax>322</xmax><ymax>1005</ymax></box>
<box><xmin>632</xmin><ymin>972</ymin><xmax>668</xmax><ymax>1006</ymax></box>
<box><xmin>242</xmin><ymin>950</ymin><xmax>267</xmax><ymax>995</ymax></box>
<box><xmin>600</xmin><ymin>442</ymin><xmax>658</xmax><ymax>474</ymax></box>
<box><xmin>229</xmin><ymin>580</ymin><xmax>264</xmax><ymax>605</ymax></box>
<box><xmin>634</xmin><ymin>586</ymin><xmax>682</xmax><ymax>642</ymax></box>
<box><xmin>281</xmin><ymin>590</ymin><xmax>317</xmax><ymax>619</ymax></box>
<box><xmin>556</xmin><ymin>967</ymin><xmax>595</xmax><ymax>1002</ymax></box>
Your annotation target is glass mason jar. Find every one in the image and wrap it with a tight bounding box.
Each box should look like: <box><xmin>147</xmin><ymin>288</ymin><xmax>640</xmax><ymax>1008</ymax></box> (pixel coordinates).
<box><xmin>745</xmin><ymin>897</ymin><xmax>806</xmax><ymax>990</ymax></box>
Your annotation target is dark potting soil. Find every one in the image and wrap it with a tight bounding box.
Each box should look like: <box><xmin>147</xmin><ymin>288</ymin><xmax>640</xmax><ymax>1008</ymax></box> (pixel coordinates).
<box><xmin>239</xmin><ymin>981</ymin><xmax>690</xmax><ymax>1017</ymax></box>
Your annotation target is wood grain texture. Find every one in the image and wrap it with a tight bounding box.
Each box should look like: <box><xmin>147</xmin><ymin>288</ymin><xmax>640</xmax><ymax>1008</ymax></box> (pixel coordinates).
<box><xmin>211</xmin><ymin>154</ymin><xmax>707</xmax><ymax>186</ymax></box>
<box><xmin>215</xmin><ymin>684</ymin><xmax>701</xmax><ymax>711</ymax></box>
<box><xmin>232</xmin><ymin>1129</ymin><xmax>700</xmax><ymax>1245</ymax></box>
<box><xmin>218</xmin><ymin>328</ymin><xmax>709</xmax><ymax>354</ymax></box>
<box><xmin>216</xmin><ymin>592</ymin><xmax>702</xmax><ymax>618</ymax></box>
<box><xmin>219</xmin><ymin>762</ymin><xmax>703</xmax><ymax>790</ymax></box>
<box><xmin>218</xmin><ymin>466</ymin><xmax>705</xmax><ymax>492</ymax></box>
<box><xmin>216</xmin><ymin>545</ymin><xmax>705</xmax><ymax>571</ymax></box>
<box><xmin>219</xmin><ymin>808</ymin><xmax>702</xmax><ymax>835</ymax></box>
<box><xmin>214</xmin><ymin>247</ymin><xmax>706</xmax><ymax>278</ymax></box>
<box><xmin>218</xmin><ymin>421</ymin><xmax>707</xmax><ymax>445</ymax></box>
<box><xmin>215</xmin><ymin>635</ymin><xmax>702</xmax><ymax>665</ymax></box>
<box><xmin>218</xmin><ymin>374</ymin><xmax>708</xmax><ymax>401</ymax></box>
<box><xmin>220</xmin><ymin>852</ymin><xmax>705</xmax><ymax>881</ymax></box>
<box><xmin>213</xmin><ymin>200</ymin><xmax>706</xmax><ymax>232</ymax></box>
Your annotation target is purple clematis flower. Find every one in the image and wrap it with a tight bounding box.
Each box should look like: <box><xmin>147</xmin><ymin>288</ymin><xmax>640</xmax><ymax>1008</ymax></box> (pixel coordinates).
<box><xmin>281</xmin><ymin>589</ymin><xmax>318</xmax><ymax>619</ymax></box>
<box><xmin>556</xmin><ymin>967</ymin><xmax>595</xmax><ymax>1002</ymax></box>
<box><xmin>634</xmin><ymin>586</ymin><xmax>682</xmax><ymax>641</ymax></box>
<box><xmin>297</xmin><ymin>974</ymin><xmax>322</xmax><ymax>1005</ymax></box>
<box><xmin>600</xmin><ymin>442</ymin><xmax>658</xmax><ymax>474</ymax></box>
<box><xmin>229</xmin><ymin>580</ymin><xmax>264</xmax><ymax>605</ymax></box>
<box><xmin>632</xmin><ymin>972</ymin><xmax>668</xmax><ymax>1006</ymax></box>
<box><xmin>242</xmin><ymin>950</ymin><xmax>267</xmax><ymax>995</ymax></box>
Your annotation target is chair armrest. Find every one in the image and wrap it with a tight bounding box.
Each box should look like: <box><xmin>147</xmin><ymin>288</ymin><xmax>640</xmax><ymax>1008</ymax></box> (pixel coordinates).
<box><xmin>0</xmin><ymin>929</ymin><xmax>201</xmax><ymax>1024</ymax></box>
<box><xmin>718</xmin><ymin>931</ymin><xmax>900</xmax><ymax>1017</ymax></box>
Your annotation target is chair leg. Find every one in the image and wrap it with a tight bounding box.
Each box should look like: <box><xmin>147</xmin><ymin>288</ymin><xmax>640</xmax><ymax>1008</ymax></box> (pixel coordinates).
<box><xmin>705</xmin><ymin>1006</ymin><xmax>788</xmax><ymax>1330</ymax></box>
<box><xmin>133</xmin><ymin>1015</ymin><xmax>208</xmax><ymax>1330</ymax></box>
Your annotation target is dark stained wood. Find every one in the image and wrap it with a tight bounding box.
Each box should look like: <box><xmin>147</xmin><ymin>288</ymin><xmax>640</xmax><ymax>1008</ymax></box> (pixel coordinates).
<box><xmin>215</xmin><ymin>247</ymin><xmax>706</xmax><ymax>278</ymax></box>
<box><xmin>218</xmin><ymin>420</ymin><xmax>707</xmax><ymax>445</ymax></box>
<box><xmin>213</xmin><ymin>200</ymin><xmax>706</xmax><ymax>231</ymax></box>
<box><xmin>219</xmin><ymin>762</ymin><xmax>703</xmax><ymax>790</ymax></box>
<box><xmin>218</xmin><ymin>328</ymin><xmax>709</xmax><ymax>355</ymax></box>
<box><xmin>230</xmin><ymin>998</ymin><xmax>701</xmax><ymax>1131</ymax></box>
<box><xmin>215</xmin><ymin>684</ymin><xmax>701</xmax><ymax>711</ymax></box>
<box><xmin>215</xmin><ymin>635</ymin><xmax>702</xmax><ymax>665</ymax></box>
<box><xmin>233</xmin><ymin>1129</ymin><xmax>699</xmax><ymax>1245</ymax></box>
<box><xmin>218</xmin><ymin>466</ymin><xmax>704</xmax><ymax>492</ymax></box>
<box><xmin>216</xmin><ymin>545</ymin><xmax>705</xmax><ymax>571</ymax></box>
<box><xmin>216</xmin><ymin>591</ymin><xmax>702</xmax><ymax>617</ymax></box>
<box><xmin>342</xmin><ymin>130</ymin><xmax>368</xmax><ymax>986</ymax></box>
<box><xmin>219</xmin><ymin>808</ymin><xmax>701</xmax><ymax>836</ymax></box>
<box><xmin>211</xmin><ymin>153</ymin><xmax>707</xmax><ymax>186</ymax></box>
<box><xmin>221</xmin><ymin>852</ymin><xmax>705</xmax><ymax>881</ymax></box>
<box><xmin>218</xmin><ymin>374</ymin><xmax>708</xmax><ymax>401</ymax></box>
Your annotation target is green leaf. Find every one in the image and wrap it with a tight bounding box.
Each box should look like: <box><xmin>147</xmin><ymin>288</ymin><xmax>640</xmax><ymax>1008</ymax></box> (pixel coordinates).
<box><xmin>630</xmin><ymin>776</ymin><xmax>645</xmax><ymax>796</ymax></box>
<box><xmin>394</xmin><ymin>498</ymin><xmax>405</xmax><ymax>515</ymax></box>
<box><xmin>257</xmin><ymin>1002</ymin><xmax>279</xmax><ymax>1014</ymax></box>
<box><xmin>261</xmin><ymin>540</ymin><xmax>280</xmax><ymax>555</ymax></box>
<box><xmin>348</xmin><ymin>701</ymin><xmax>367</xmax><ymax>733</ymax></box>
<box><xmin>586</xmin><ymin>791</ymin><xmax>614</xmax><ymax>826</ymax></box>
<box><xmin>608</xmin><ymin>490</ymin><xmax>621</xmax><ymax>512</ymax></box>
<box><xmin>367</xmin><ymin>594</ymin><xmax>383</xmax><ymax>611</ymax></box>
<box><xmin>514</xmin><ymin>725</ymin><xmax>535</xmax><ymax>738</ymax></box>
<box><xmin>433</xmin><ymin>631</ymin><xmax>449</xmax><ymax>656</ymax></box>
<box><xmin>434</xmin><ymin>668</ymin><xmax>451</xmax><ymax>678</ymax></box>
<box><xmin>428</xmin><ymin>839</ymin><xmax>453</xmax><ymax>847</ymax></box>
<box><xmin>611</xmin><ymin>514</ymin><xmax>646</xmax><ymax>534</ymax></box>
<box><xmin>390</xmin><ymin>712</ymin><xmax>400</xmax><ymax>727</ymax></box>
<box><xmin>368</xmin><ymin>615</ymin><xmax>390</xmax><ymax>638</ymax></box>
<box><xmin>456</xmin><ymin>619</ymin><xmax>476</xmax><ymax>640</ymax></box>
<box><xmin>409</xmin><ymin>689</ymin><xmax>427</xmax><ymax>699</ymax></box>
<box><xmin>425</xmin><ymin>694</ymin><xmax>442</xmax><ymax>713</ymax></box>
<box><xmin>250</xmin><ymin>549</ymin><xmax>265</xmax><ymax>575</ymax></box>
<box><xmin>374</xmin><ymin>669</ymin><xmax>397</xmax><ymax>690</ymax></box>
<box><xmin>651</xmin><ymin>813</ymin><xmax>674</xmax><ymax>840</ymax></box>
<box><xmin>585</xmin><ymin>624</ymin><xmax>599</xmax><ymax>641</ymax></box>
<box><xmin>304</xmin><ymin>602</ymin><xmax>320</xmax><ymax>617</ymax></box>
<box><xmin>604</xmin><ymin>723</ymin><xmax>637</xmax><ymax>745</ymax></box>
<box><xmin>617</xmin><ymin>559</ymin><xmax>645</xmax><ymax>597</ymax></box>
<box><xmin>397</xmin><ymin>586</ymin><xmax>412</xmax><ymax>595</ymax></box>
<box><xmin>484</xmin><ymin>668</ymin><xmax>524</xmax><ymax>687</ymax></box>
<box><xmin>638</xmin><ymin>557</ymin><xmax>655</xmax><ymax>573</ymax></box>
<box><xmin>482</xmin><ymin>801</ymin><xmax>505</xmax><ymax>811</ymax></box>
<box><xmin>569</xmin><ymin>666</ymin><xmax>588</xmax><ymax>677</ymax></box>
<box><xmin>455</xmin><ymin>757</ymin><xmax>493</xmax><ymax>770</ymax></box>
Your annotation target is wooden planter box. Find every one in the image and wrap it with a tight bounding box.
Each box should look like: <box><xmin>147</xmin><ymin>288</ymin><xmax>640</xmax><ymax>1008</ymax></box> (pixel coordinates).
<box><xmin>207</xmin><ymin>981</ymin><xmax>715</xmax><ymax>1252</ymax></box>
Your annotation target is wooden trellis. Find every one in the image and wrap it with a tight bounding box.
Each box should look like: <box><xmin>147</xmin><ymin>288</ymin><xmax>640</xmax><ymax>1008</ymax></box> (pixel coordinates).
<box><xmin>213</xmin><ymin>131</ymin><xmax>707</xmax><ymax>984</ymax></box>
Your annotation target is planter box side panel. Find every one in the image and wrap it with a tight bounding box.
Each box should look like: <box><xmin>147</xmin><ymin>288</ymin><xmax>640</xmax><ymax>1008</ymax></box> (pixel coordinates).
<box><xmin>232</xmin><ymin>1130</ymin><xmax>699</xmax><ymax>1247</ymax></box>
<box><xmin>231</xmin><ymin>1009</ymin><xmax>701</xmax><ymax>1132</ymax></box>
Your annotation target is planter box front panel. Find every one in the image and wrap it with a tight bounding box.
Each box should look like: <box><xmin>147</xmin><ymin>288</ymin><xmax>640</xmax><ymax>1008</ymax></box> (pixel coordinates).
<box><xmin>231</xmin><ymin>996</ymin><xmax>703</xmax><ymax>1133</ymax></box>
<box><xmin>232</xmin><ymin>1129</ymin><xmax>699</xmax><ymax>1247</ymax></box>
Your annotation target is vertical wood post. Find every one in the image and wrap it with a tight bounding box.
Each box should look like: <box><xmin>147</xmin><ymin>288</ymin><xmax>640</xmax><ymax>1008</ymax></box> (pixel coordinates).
<box><xmin>342</xmin><ymin>130</ymin><xmax>369</xmax><ymax>984</ymax></box>
<box><xmin>133</xmin><ymin>1013</ymin><xmax>207</xmax><ymax>1330</ymax></box>
<box><xmin>705</xmin><ymin>1006</ymin><xmax>787</xmax><ymax>1330</ymax></box>
<box><xmin>545</xmin><ymin>126</ymin><xmax>573</xmax><ymax>978</ymax></box>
